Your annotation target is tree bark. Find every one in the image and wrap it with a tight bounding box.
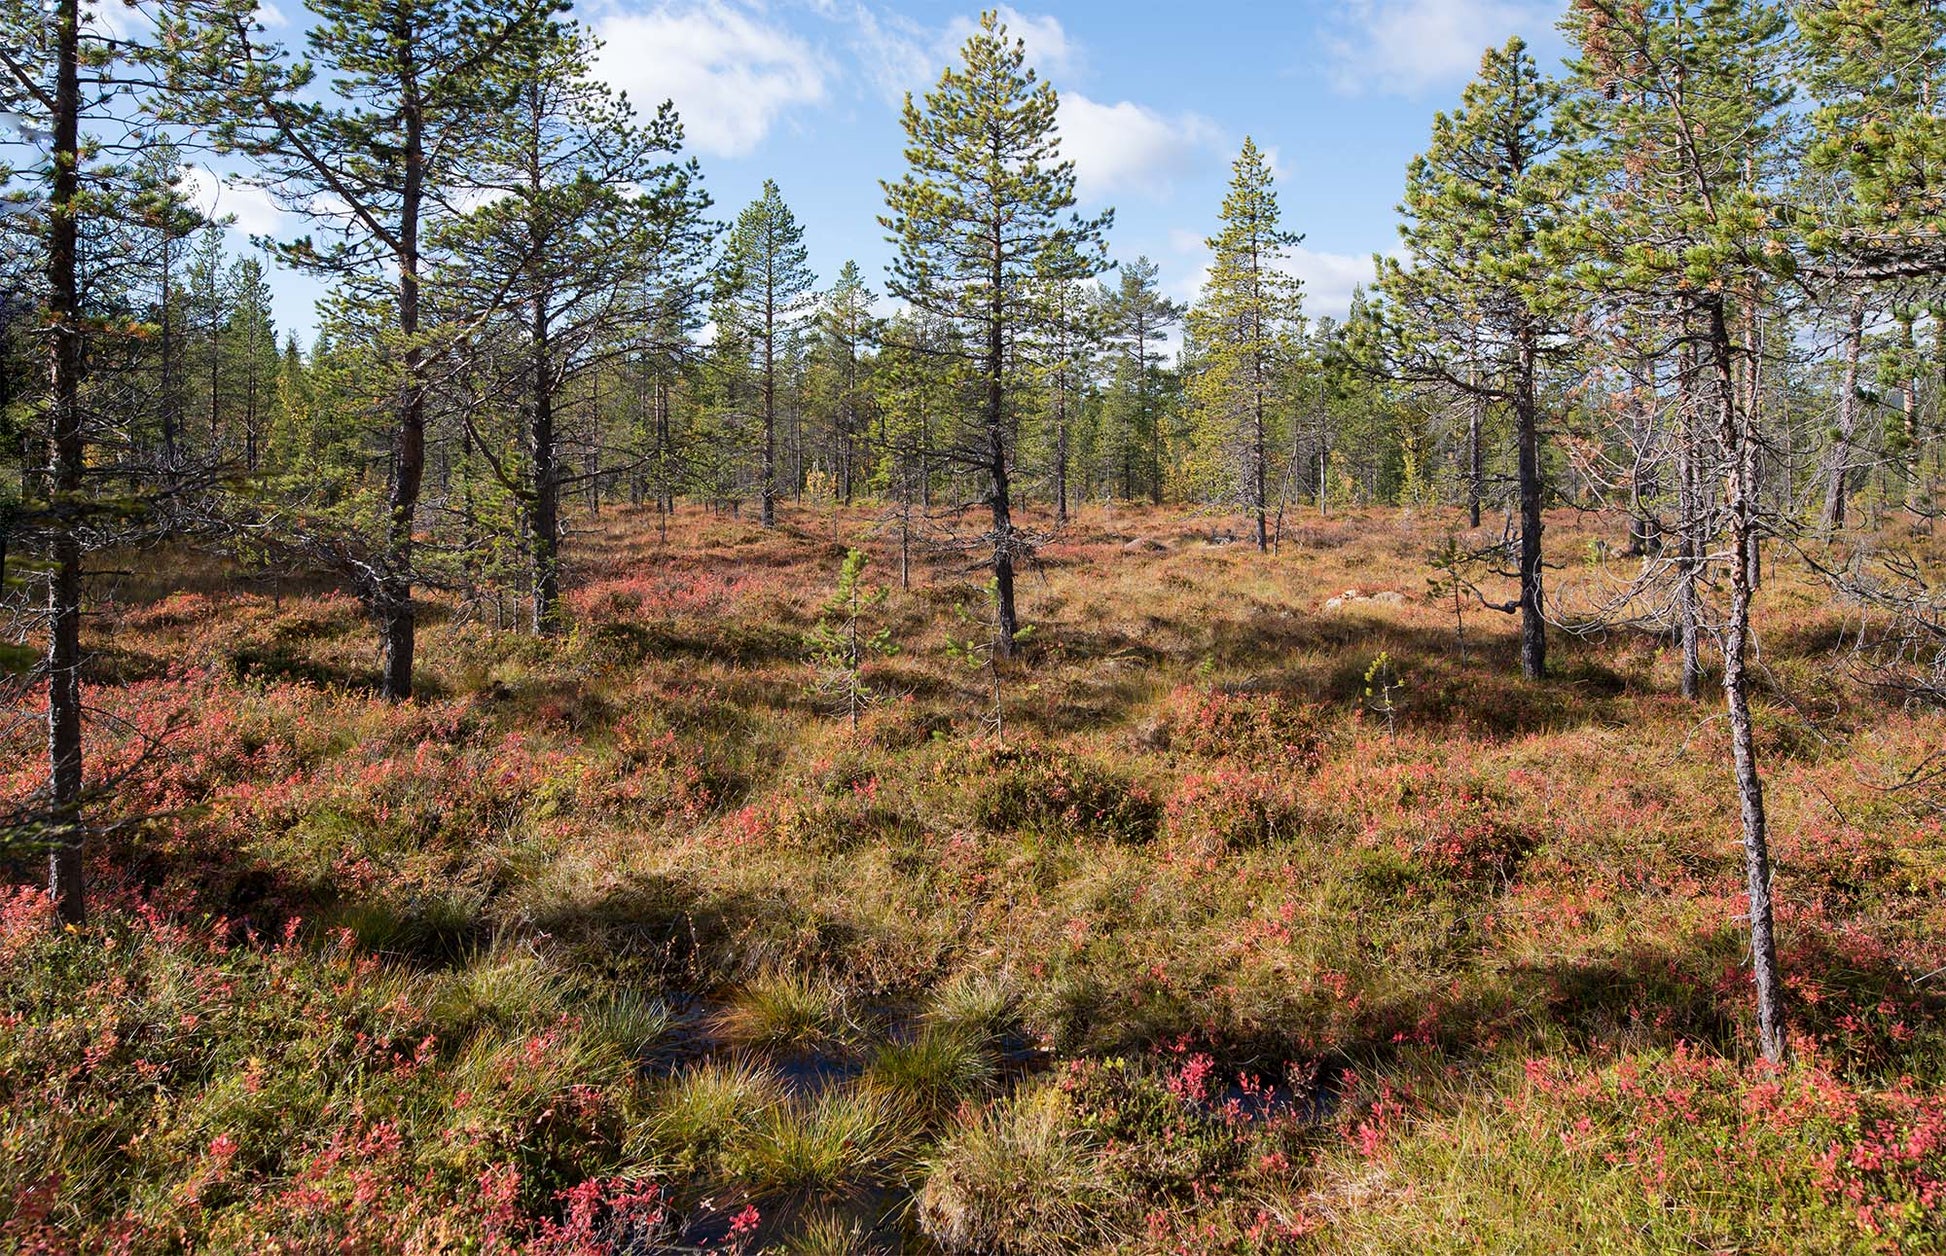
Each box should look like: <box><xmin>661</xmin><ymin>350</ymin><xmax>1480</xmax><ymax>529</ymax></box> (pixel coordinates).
<box><xmin>1820</xmin><ymin>296</ymin><xmax>1865</xmax><ymax>534</ymax></box>
<box><xmin>45</xmin><ymin>0</ymin><xmax>86</xmax><ymax>926</ymax></box>
<box><xmin>1676</xmin><ymin>316</ymin><xmax>1704</xmax><ymax>700</ymax></box>
<box><xmin>988</xmin><ymin>183</ymin><xmax>1018</xmax><ymax>657</ymax></box>
<box><xmin>1464</xmin><ymin>395</ymin><xmax>1483</xmax><ymax>532</ymax></box>
<box><xmin>529</xmin><ymin>298</ymin><xmax>561</xmax><ymax>635</ymax></box>
<box><xmin>1054</xmin><ymin>384</ymin><xmax>1069</xmax><ymax>526</ymax></box>
<box><xmin>1515</xmin><ymin>320</ymin><xmax>1546</xmax><ymax>681</ymax></box>
<box><xmin>378</xmin><ymin>22</ymin><xmax>425</xmax><ymax>704</ymax></box>
<box><xmin>1709</xmin><ymin>294</ymin><xmax>1786</xmax><ymax>1064</ymax></box>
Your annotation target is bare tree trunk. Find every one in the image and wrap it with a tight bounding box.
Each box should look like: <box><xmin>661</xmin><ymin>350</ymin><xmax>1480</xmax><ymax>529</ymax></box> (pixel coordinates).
<box><xmin>1676</xmin><ymin>315</ymin><xmax>1704</xmax><ymax>700</ymax></box>
<box><xmin>529</xmin><ymin>298</ymin><xmax>561</xmax><ymax>635</ymax></box>
<box><xmin>1468</xmin><ymin>373</ymin><xmax>1484</xmax><ymax>529</ymax></box>
<box><xmin>1054</xmin><ymin>384</ymin><xmax>1069</xmax><ymax>526</ymax></box>
<box><xmin>46</xmin><ymin>0</ymin><xmax>86</xmax><ymax>925</ymax></box>
<box><xmin>988</xmin><ymin>202</ymin><xmax>1018</xmax><ymax>657</ymax></box>
<box><xmin>1821</xmin><ymin>295</ymin><xmax>1865</xmax><ymax>534</ymax></box>
<box><xmin>378</xmin><ymin>35</ymin><xmax>426</xmax><ymax>704</ymax></box>
<box><xmin>1901</xmin><ymin>314</ymin><xmax>1925</xmax><ymax>522</ymax></box>
<box><xmin>159</xmin><ymin>234</ymin><xmax>179</xmax><ymax>479</ymax></box>
<box><xmin>1515</xmin><ymin>322</ymin><xmax>1545</xmax><ymax>681</ymax></box>
<box><xmin>1253</xmin><ymin>379</ymin><xmax>1269</xmax><ymax>553</ymax></box>
<box><xmin>1709</xmin><ymin>294</ymin><xmax>1786</xmax><ymax>1064</ymax></box>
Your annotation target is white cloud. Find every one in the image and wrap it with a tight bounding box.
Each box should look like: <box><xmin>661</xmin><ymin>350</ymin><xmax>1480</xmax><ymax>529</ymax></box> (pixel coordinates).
<box><xmin>942</xmin><ymin>6</ymin><xmax>1075</xmax><ymax>77</ymax></box>
<box><xmin>594</xmin><ymin>2</ymin><xmax>828</xmax><ymax>158</ymax></box>
<box><xmin>1321</xmin><ymin>0</ymin><xmax>1561</xmax><ymax>97</ymax></box>
<box><xmin>843</xmin><ymin>6</ymin><xmax>938</xmax><ymax>102</ymax></box>
<box><xmin>1285</xmin><ymin>246</ymin><xmax>1384</xmax><ymax>321</ymax></box>
<box><xmin>1166</xmin><ymin>242</ymin><xmax>1384</xmax><ymax>324</ymax></box>
<box><xmin>1058</xmin><ymin>95</ymin><xmax>1225</xmax><ymax>203</ymax></box>
<box><xmin>846</xmin><ymin>5</ymin><xmax>1075</xmax><ymax>103</ymax></box>
<box><xmin>179</xmin><ymin>165</ymin><xmax>288</xmax><ymax>239</ymax></box>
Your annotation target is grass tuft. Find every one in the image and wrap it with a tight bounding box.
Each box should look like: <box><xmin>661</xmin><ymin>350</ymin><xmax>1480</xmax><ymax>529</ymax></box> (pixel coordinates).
<box><xmin>922</xmin><ymin>970</ymin><xmax>1021</xmax><ymax>1049</ymax></box>
<box><xmin>633</xmin><ymin>1057</ymin><xmax>786</xmax><ymax>1175</ymax></box>
<box><xmin>918</xmin><ymin>1083</ymin><xmax>1106</xmax><ymax>1254</ymax></box>
<box><xmin>727</xmin><ymin>1085</ymin><xmax>917</xmax><ymax>1199</ymax></box>
<box><xmin>710</xmin><ymin>971</ymin><xmax>856</xmax><ymax>1054</ymax></box>
<box><xmin>867</xmin><ymin>1026</ymin><xmax>996</xmax><ymax>1121</ymax></box>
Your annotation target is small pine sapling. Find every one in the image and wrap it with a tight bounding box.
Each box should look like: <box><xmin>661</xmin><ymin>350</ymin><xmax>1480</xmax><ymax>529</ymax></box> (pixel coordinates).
<box><xmin>1424</xmin><ymin>531</ymin><xmax>1527</xmax><ymax>665</ymax></box>
<box><xmin>1363</xmin><ymin>650</ymin><xmax>1406</xmax><ymax>736</ymax></box>
<box><xmin>1427</xmin><ymin>534</ymin><xmax>1478</xmax><ymax>661</ymax></box>
<box><xmin>808</xmin><ymin>549</ymin><xmax>896</xmax><ymax>728</ymax></box>
<box><xmin>947</xmin><ymin>578</ymin><xmax>1033</xmax><ymax>745</ymax></box>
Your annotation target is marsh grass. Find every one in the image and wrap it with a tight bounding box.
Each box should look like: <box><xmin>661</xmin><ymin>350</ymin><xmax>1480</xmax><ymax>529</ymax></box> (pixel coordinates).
<box><xmin>11</xmin><ymin>502</ymin><xmax>1946</xmax><ymax>1252</ymax></box>
<box><xmin>918</xmin><ymin>1084</ymin><xmax>1107</xmax><ymax>1255</ymax></box>
<box><xmin>633</xmin><ymin>1057</ymin><xmax>786</xmax><ymax>1175</ymax></box>
<box><xmin>726</xmin><ymin>1084</ymin><xmax>918</xmax><ymax>1198</ymax></box>
<box><xmin>710</xmin><ymin>970</ymin><xmax>858</xmax><ymax>1055</ymax></box>
<box><xmin>866</xmin><ymin>1026</ymin><xmax>997</xmax><ymax>1121</ymax></box>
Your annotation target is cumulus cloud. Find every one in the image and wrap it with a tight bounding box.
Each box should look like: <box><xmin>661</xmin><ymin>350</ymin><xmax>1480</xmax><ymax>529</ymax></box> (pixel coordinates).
<box><xmin>1285</xmin><ymin>246</ymin><xmax>1384</xmax><ymax>321</ymax></box>
<box><xmin>1057</xmin><ymin>95</ymin><xmax>1225</xmax><ymax>203</ymax></box>
<box><xmin>942</xmin><ymin>6</ymin><xmax>1076</xmax><ymax>77</ymax></box>
<box><xmin>846</xmin><ymin>4</ymin><xmax>1076</xmax><ymax>103</ymax></box>
<box><xmin>594</xmin><ymin>2</ymin><xmax>828</xmax><ymax>158</ymax></box>
<box><xmin>1321</xmin><ymin>0</ymin><xmax>1562</xmax><ymax>97</ymax></box>
<box><xmin>179</xmin><ymin>165</ymin><xmax>289</xmax><ymax>240</ymax></box>
<box><xmin>1166</xmin><ymin>242</ymin><xmax>1384</xmax><ymax>324</ymax></box>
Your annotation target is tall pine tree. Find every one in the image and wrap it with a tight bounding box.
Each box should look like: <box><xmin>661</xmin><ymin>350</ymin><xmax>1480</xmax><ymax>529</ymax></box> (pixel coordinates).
<box><xmin>881</xmin><ymin>9</ymin><xmax>1109</xmax><ymax>656</ymax></box>
<box><xmin>720</xmin><ymin>179</ymin><xmax>816</xmax><ymax>528</ymax></box>
<box><xmin>1186</xmin><ymin>138</ymin><xmax>1303</xmax><ymax>552</ymax></box>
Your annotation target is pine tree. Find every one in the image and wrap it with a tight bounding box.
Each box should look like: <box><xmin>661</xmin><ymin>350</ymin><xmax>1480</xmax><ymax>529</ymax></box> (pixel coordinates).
<box><xmin>1024</xmin><ymin>257</ymin><xmax>1102</xmax><ymax>524</ymax></box>
<box><xmin>3</xmin><ymin>0</ymin><xmax>244</xmax><ymax>922</ymax></box>
<box><xmin>1186</xmin><ymin>138</ymin><xmax>1303</xmax><ymax>551</ymax></box>
<box><xmin>881</xmin><ymin>9</ymin><xmax>1110</xmax><ymax>657</ymax></box>
<box><xmin>439</xmin><ymin>18</ymin><xmax>701</xmax><ymax>633</ymax></box>
<box><xmin>1801</xmin><ymin>0</ymin><xmax>1946</xmax><ymax>276</ymax></box>
<box><xmin>1377</xmin><ymin>37</ymin><xmax>1581</xmax><ymax>681</ymax></box>
<box><xmin>1102</xmin><ymin>256</ymin><xmax>1182</xmax><ymax>506</ymax></box>
<box><xmin>1564</xmin><ymin>0</ymin><xmax>1799</xmax><ymax>1063</ymax></box>
<box><xmin>721</xmin><ymin>180</ymin><xmax>816</xmax><ymax>528</ymax></box>
<box><xmin>225</xmin><ymin>255</ymin><xmax>282</xmax><ymax>472</ymax></box>
<box><xmin>807</xmin><ymin>261</ymin><xmax>879</xmax><ymax>505</ymax></box>
<box><xmin>197</xmin><ymin>0</ymin><xmax>564</xmax><ymax>699</ymax></box>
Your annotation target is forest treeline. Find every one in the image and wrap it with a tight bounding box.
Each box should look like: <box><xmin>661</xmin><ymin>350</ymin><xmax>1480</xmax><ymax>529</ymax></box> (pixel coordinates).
<box><xmin>5</xmin><ymin>1</ymin><xmax>1946</xmax><ymax>1058</ymax></box>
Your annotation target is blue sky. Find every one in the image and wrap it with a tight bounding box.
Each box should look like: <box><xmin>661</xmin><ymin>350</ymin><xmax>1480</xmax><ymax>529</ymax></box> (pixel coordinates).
<box><xmin>189</xmin><ymin>0</ymin><xmax>1573</xmax><ymax>339</ymax></box>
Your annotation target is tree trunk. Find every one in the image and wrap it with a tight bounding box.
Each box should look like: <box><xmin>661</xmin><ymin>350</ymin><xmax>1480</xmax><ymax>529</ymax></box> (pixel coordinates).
<box><xmin>1468</xmin><ymin>383</ymin><xmax>1484</xmax><ymax>529</ymax></box>
<box><xmin>1676</xmin><ymin>315</ymin><xmax>1704</xmax><ymax>700</ymax></box>
<box><xmin>159</xmin><ymin>234</ymin><xmax>179</xmax><ymax>479</ymax></box>
<box><xmin>379</xmin><ymin>42</ymin><xmax>425</xmax><ymax>704</ymax></box>
<box><xmin>1253</xmin><ymin>377</ymin><xmax>1269</xmax><ymax>553</ymax></box>
<box><xmin>45</xmin><ymin>0</ymin><xmax>86</xmax><ymax>926</ymax></box>
<box><xmin>1710</xmin><ymin>294</ymin><xmax>1787</xmax><ymax>1065</ymax></box>
<box><xmin>1515</xmin><ymin>321</ymin><xmax>1546</xmax><ymax>681</ymax></box>
<box><xmin>988</xmin><ymin>206</ymin><xmax>1018</xmax><ymax>658</ymax></box>
<box><xmin>530</xmin><ymin>297</ymin><xmax>561</xmax><ymax>635</ymax></box>
<box><xmin>1820</xmin><ymin>296</ymin><xmax>1865</xmax><ymax>534</ymax></box>
<box><xmin>1054</xmin><ymin>384</ymin><xmax>1069</xmax><ymax>526</ymax></box>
